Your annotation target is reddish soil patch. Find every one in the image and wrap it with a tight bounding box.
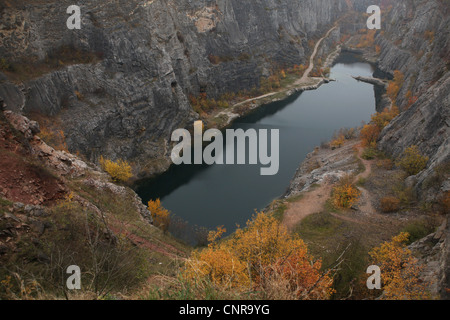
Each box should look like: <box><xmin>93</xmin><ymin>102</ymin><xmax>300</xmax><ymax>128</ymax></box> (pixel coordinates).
<box><xmin>0</xmin><ymin>115</ymin><xmax>66</xmax><ymax>205</ymax></box>
<box><xmin>108</xmin><ymin>219</ymin><xmax>187</xmax><ymax>259</ymax></box>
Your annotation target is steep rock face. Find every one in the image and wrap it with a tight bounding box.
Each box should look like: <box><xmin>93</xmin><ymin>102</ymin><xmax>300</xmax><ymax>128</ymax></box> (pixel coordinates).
<box><xmin>0</xmin><ymin>0</ymin><xmax>353</xmax><ymax>177</ymax></box>
<box><xmin>375</xmin><ymin>0</ymin><xmax>449</xmax><ymax>193</ymax></box>
<box><xmin>374</xmin><ymin>0</ymin><xmax>449</xmax><ymax>299</ymax></box>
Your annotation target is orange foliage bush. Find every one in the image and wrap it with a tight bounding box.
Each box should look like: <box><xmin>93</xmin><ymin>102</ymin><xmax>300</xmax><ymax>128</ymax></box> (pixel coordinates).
<box><xmin>332</xmin><ymin>175</ymin><xmax>361</xmax><ymax>209</ymax></box>
<box><xmin>370</xmin><ymin>106</ymin><xmax>399</xmax><ymax>130</ymax></box>
<box><xmin>386</xmin><ymin>70</ymin><xmax>404</xmax><ymax>104</ymax></box>
<box><xmin>360</xmin><ymin>124</ymin><xmax>380</xmax><ymax>148</ymax></box>
<box><xmin>356</xmin><ymin>30</ymin><xmax>376</xmax><ymax>48</ymax></box>
<box><xmin>183</xmin><ymin>212</ymin><xmax>334</xmax><ymax>299</ymax></box>
<box><xmin>99</xmin><ymin>156</ymin><xmax>133</xmax><ymax>182</ymax></box>
<box><xmin>330</xmin><ymin>134</ymin><xmax>346</xmax><ymax>149</ymax></box>
<box><xmin>369</xmin><ymin>232</ymin><xmax>431</xmax><ymax>300</ymax></box>
<box><xmin>39</xmin><ymin>127</ymin><xmax>69</xmax><ymax>152</ymax></box>
<box><xmin>360</xmin><ymin>107</ymin><xmax>399</xmax><ymax>148</ymax></box>
<box><xmin>380</xmin><ymin>196</ymin><xmax>401</xmax><ymax>213</ymax></box>
<box><xmin>148</xmin><ymin>198</ymin><xmax>171</xmax><ymax>233</ymax></box>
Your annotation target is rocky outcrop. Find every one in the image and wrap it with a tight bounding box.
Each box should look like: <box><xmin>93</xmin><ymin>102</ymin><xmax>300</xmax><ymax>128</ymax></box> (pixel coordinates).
<box><xmin>409</xmin><ymin>216</ymin><xmax>450</xmax><ymax>299</ymax></box>
<box><xmin>0</xmin><ymin>0</ymin><xmax>357</xmax><ymax>177</ymax></box>
<box><xmin>375</xmin><ymin>0</ymin><xmax>449</xmax><ymax>196</ymax></box>
<box><xmin>373</xmin><ymin>0</ymin><xmax>449</xmax><ymax>299</ymax></box>
<box><xmin>2</xmin><ymin>109</ymin><xmax>152</xmax><ymax>223</ymax></box>
<box><xmin>285</xmin><ymin>140</ymin><xmax>361</xmax><ymax>197</ymax></box>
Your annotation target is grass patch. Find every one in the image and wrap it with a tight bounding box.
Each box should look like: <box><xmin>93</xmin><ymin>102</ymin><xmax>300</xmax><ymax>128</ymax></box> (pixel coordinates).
<box><xmin>402</xmin><ymin>218</ymin><xmax>438</xmax><ymax>244</ymax></box>
<box><xmin>295</xmin><ymin>212</ymin><xmax>343</xmax><ymax>241</ymax></box>
<box><xmin>285</xmin><ymin>193</ymin><xmax>304</xmax><ymax>203</ymax></box>
<box><xmin>267</xmin><ymin>200</ymin><xmax>288</xmax><ymax>221</ymax></box>
<box><xmin>361</xmin><ymin>147</ymin><xmax>378</xmax><ymax>160</ymax></box>
<box><xmin>294</xmin><ymin>212</ymin><xmax>371</xmax><ymax>299</ymax></box>
<box><xmin>356</xmin><ymin>177</ymin><xmax>367</xmax><ymax>187</ymax></box>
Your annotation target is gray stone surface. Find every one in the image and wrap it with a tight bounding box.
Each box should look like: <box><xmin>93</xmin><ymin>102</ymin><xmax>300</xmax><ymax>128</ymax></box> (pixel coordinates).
<box><xmin>0</xmin><ymin>0</ymin><xmax>357</xmax><ymax>177</ymax></box>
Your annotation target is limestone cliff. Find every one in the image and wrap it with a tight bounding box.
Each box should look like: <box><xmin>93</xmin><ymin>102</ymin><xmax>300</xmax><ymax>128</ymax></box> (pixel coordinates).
<box><xmin>0</xmin><ymin>0</ymin><xmax>356</xmax><ymax>177</ymax></box>
<box><xmin>375</xmin><ymin>0</ymin><xmax>449</xmax><ymax>197</ymax></box>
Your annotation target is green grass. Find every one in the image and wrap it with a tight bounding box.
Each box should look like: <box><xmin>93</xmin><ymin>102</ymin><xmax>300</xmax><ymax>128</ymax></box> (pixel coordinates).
<box><xmin>294</xmin><ymin>211</ymin><xmax>371</xmax><ymax>299</ymax></box>
<box><xmin>285</xmin><ymin>193</ymin><xmax>304</xmax><ymax>203</ymax></box>
<box><xmin>295</xmin><ymin>212</ymin><xmax>343</xmax><ymax>240</ymax></box>
<box><xmin>402</xmin><ymin>218</ymin><xmax>438</xmax><ymax>244</ymax></box>
<box><xmin>269</xmin><ymin>200</ymin><xmax>288</xmax><ymax>221</ymax></box>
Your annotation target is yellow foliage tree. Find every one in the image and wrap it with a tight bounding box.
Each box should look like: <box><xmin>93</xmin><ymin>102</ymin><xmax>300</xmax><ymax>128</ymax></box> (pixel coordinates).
<box><xmin>330</xmin><ymin>134</ymin><xmax>346</xmax><ymax>149</ymax></box>
<box><xmin>360</xmin><ymin>124</ymin><xmax>380</xmax><ymax>148</ymax></box>
<box><xmin>360</xmin><ymin>106</ymin><xmax>399</xmax><ymax>148</ymax></box>
<box><xmin>370</xmin><ymin>106</ymin><xmax>399</xmax><ymax>130</ymax></box>
<box><xmin>386</xmin><ymin>70</ymin><xmax>404</xmax><ymax>104</ymax></box>
<box><xmin>148</xmin><ymin>198</ymin><xmax>171</xmax><ymax>233</ymax></box>
<box><xmin>99</xmin><ymin>156</ymin><xmax>133</xmax><ymax>182</ymax></box>
<box><xmin>183</xmin><ymin>212</ymin><xmax>334</xmax><ymax>299</ymax></box>
<box><xmin>332</xmin><ymin>181</ymin><xmax>361</xmax><ymax>209</ymax></box>
<box><xmin>369</xmin><ymin>232</ymin><xmax>431</xmax><ymax>300</ymax></box>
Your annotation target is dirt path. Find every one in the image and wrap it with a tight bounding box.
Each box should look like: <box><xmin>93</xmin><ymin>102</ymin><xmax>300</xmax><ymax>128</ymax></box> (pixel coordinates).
<box><xmin>231</xmin><ymin>25</ymin><xmax>337</xmax><ymax>110</ymax></box>
<box><xmin>282</xmin><ymin>143</ymin><xmax>376</xmax><ymax>230</ymax></box>
<box><xmin>283</xmin><ymin>184</ymin><xmax>333</xmax><ymax>231</ymax></box>
<box><xmin>354</xmin><ymin>145</ymin><xmax>376</xmax><ymax>216</ymax></box>
<box><xmin>296</xmin><ymin>26</ymin><xmax>337</xmax><ymax>85</ymax></box>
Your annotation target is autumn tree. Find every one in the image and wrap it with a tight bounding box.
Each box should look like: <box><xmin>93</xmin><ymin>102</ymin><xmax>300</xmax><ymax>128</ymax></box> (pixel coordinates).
<box><xmin>360</xmin><ymin>107</ymin><xmax>399</xmax><ymax>148</ymax></box>
<box><xmin>332</xmin><ymin>175</ymin><xmax>361</xmax><ymax>209</ymax></box>
<box><xmin>183</xmin><ymin>212</ymin><xmax>334</xmax><ymax>299</ymax></box>
<box><xmin>369</xmin><ymin>232</ymin><xmax>431</xmax><ymax>300</ymax></box>
<box><xmin>370</xmin><ymin>106</ymin><xmax>399</xmax><ymax>130</ymax></box>
<box><xmin>99</xmin><ymin>156</ymin><xmax>133</xmax><ymax>182</ymax></box>
<box><xmin>386</xmin><ymin>70</ymin><xmax>404</xmax><ymax>105</ymax></box>
<box><xmin>360</xmin><ymin>124</ymin><xmax>381</xmax><ymax>148</ymax></box>
<box><xmin>148</xmin><ymin>198</ymin><xmax>171</xmax><ymax>233</ymax></box>
<box><xmin>330</xmin><ymin>134</ymin><xmax>346</xmax><ymax>149</ymax></box>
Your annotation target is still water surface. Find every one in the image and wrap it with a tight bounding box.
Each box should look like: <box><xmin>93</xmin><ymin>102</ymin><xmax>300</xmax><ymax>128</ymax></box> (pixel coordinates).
<box><xmin>136</xmin><ymin>54</ymin><xmax>377</xmax><ymax>242</ymax></box>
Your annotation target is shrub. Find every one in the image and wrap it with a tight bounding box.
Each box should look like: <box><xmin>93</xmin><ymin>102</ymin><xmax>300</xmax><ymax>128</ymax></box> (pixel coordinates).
<box><xmin>183</xmin><ymin>212</ymin><xmax>334</xmax><ymax>299</ymax></box>
<box><xmin>0</xmin><ymin>58</ymin><xmax>11</xmax><ymax>71</ymax></box>
<box><xmin>362</xmin><ymin>147</ymin><xmax>378</xmax><ymax>160</ymax></box>
<box><xmin>99</xmin><ymin>156</ymin><xmax>133</xmax><ymax>182</ymax></box>
<box><xmin>439</xmin><ymin>191</ymin><xmax>450</xmax><ymax>214</ymax></box>
<box><xmin>402</xmin><ymin>219</ymin><xmax>436</xmax><ymax>244</ymax></box>
<box><xmin>396</xmin><ymin>145</ymin><xmax>429</xmax><ymax>176</ymax></box>
<box><xmin>332</xmin><ymin>176</ymin><xmax>361</xmax><ymax>209</ymax></box>
<box><xmin>370</xmin><ymin>106</ymin><xmax>399</xmax><ymax>130</ymax></box>
<box><xmin>369</xmin><ymin>232</ymin><xmax>431</xmax><ymax>300</ymax></box>
<box><xmin>208</xmin><ymin>54</ymin><xmax>221</xmax><ymax>65</ymax></box>
<box><xmin>330</xmin><ymin>134</ymin><xmax>345</xmax><ymax>149</ymax></box>
<box><xmin>360</xmin><ymin>124</ymin><xmax>380</xmax><ymax>147</ymax></box>
<box><xmin>386</xmin><ymin>70</ymin><xmax>404</xmax><ymax>104</ymax></box>
<box><xmin>74</xmin><ymin>90</ymin><xmax>84</xmax><ymax>101</ymax></box>
<box><xmin>39</xmin><ymin>127</ymin><xmax>69</xmax><ymax>152</ymax></box>
<box><xmin>356</xmin><ymin>29</ymin><xmax>376</xmax><ymax>48</ymax></box>
<box><xmin>380</xmin><ymin>196</ymin><xmax>400</xmax><ymax>213</ymax></box>
<box><xmin>237</xmin><ymin>52</ymin><xmax>251</xmax><ymax>61</ymax></box>
<box><xmin>148</xmin><ymin>198</ymin><xmax>171</xmax><ymax>233</ymax></box>
<box><xmin>376</xmin><ymin>159</ymin><xmax>393</xmax><ymax>170</ymax></box>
